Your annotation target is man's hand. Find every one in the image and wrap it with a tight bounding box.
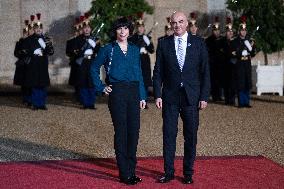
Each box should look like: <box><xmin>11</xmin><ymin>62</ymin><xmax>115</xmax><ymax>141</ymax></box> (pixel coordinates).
<box><xmin>155</xmin><ymin>98</ymin><xmax>162</xmax><ymax>109</ymax></box>
<box><xmin>199</xmin><ymin>101</ymin><xmax>207</xmax><ymax>110</ymax></box>
<box><xmin>140</xmin><ymin>100</ymin><xmax>146</xmax><ymax>109</ymax></box>
<box><xmin>103</xmin><ymin>85</ymin><xmax>112</xmax><ymax>95</ymax></box>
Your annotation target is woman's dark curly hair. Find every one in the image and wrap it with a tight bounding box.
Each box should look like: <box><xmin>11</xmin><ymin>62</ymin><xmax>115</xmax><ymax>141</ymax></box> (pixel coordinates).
<box><xmin>110</xmin><ymin>17</ymin><xmax>134</xmax><ymax>41</ymax></box>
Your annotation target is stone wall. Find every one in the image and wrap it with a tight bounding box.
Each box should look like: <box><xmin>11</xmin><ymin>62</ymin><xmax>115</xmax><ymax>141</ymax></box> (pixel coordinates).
<box><xmin>0</xmin><ymin>0</ymin><xmax>21</xmax><ymax>82</ymax></box>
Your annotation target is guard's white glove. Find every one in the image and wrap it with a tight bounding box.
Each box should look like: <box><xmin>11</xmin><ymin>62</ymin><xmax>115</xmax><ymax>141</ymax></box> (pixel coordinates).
<box><xmin>242</xmin><ymin>50</ymin><xmax>248</xmax><ymax>56</ymax></box>
<box><xmin>87</xmin><ymin>39</ymin><xmax>96</xmax><ymax>48</ymax></box>
<box><xmin>143</xmin><ymin>35</ymin><xmax>151</xmax><ymax>46</ymax></box>
<box><xmin>244</xmin><ymin>40</ymin><xmax>252</xmax><ymax>51</ymax></box>
<box><xmin>33</xmin><ymin>48</ymin><xmax>43</xmax><ymax>56</ymax></box>
<box><xmin>140</xmin><ymin>47</ymin><xmax>147</xmax><ymax>54</ymax></box>
<box><xmin>38</xmin><ymin>38</ymin><xmax>46</xmax><ymax>49</ymax></box>
<box><xmin>140</xmin><ymin>100</ymin><xmax>146</xmax><ymax>109</ymax></box>
<box><xmin>103</xmin><ymin>85</ymin><xmax>112</xmax><ymax>95</ymax></box>
<box><xmin>84</xmin><ymin>49</ymin><xmax>93</xmax><ymax>55</ymax></box>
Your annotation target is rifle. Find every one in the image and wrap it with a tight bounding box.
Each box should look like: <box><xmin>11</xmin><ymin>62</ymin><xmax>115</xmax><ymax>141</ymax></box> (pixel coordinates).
<box><xmin>79</xmin><ymin>23</ymin><xmax>104</xmax><ymax>52</ymax></box>
<box><xmin>201</xmin><ymin>24</ymin><xmax>211</xmax><ymax>38</ymax></box>
<box><xmin>92</xmin><ymin>22</ymin><xmax>105</xmax><ymax>37</ymax></box>
<box><xmin>76</xmin><ymin>23</ymin><xmax>105</xmax><ymax>65</ymax></box>
<box><xmin>249</xmin><ymin>26</ymin><xmax>260</xmax><ymax>41</ymax></box>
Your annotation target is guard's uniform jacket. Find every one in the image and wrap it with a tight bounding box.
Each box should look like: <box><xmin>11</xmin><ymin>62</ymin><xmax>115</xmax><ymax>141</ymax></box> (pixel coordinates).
<box><xmin>23</xmin><ymin>33</ymin><xmax>54</xmax><ymax>88</ymax></box>
<box><xmin>72</xmin><ymin>34</ymin><xmax>100</xmax><ymax>88</ymax></box>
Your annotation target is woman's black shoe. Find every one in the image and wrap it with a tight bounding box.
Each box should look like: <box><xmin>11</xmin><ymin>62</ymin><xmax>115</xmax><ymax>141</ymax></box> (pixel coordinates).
<box><xmin>131</xmin><ymin>175</ymin><xmax>142</xmax><ymax>182</ymax></box>
<box><xmin>119</xmin><ymin>177</ymin><xmax>138</xmax><ymax>185</ymax></box>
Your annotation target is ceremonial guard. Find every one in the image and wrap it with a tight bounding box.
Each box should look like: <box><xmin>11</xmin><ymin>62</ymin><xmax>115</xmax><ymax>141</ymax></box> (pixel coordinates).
<box><xmin>158</xmin><ymin>17</ymin><xmax>174</xmax><ymax>41</ymax></box>
<box><xmin>66</xmin><ymin>16</ymin><xmax>83</xmax><ymax>101</ymax></box>
<box><xmin>71</xmin><ymin>13</ymin><xmax>100</xmax><ymax>109</ymax></box>
<box><xmin>13</xmin><ymin>19</ymin><xmax>31</xmax><ymax>106</ymax></box>
<box><xmin>219</xmin><ymin>17</ymin><xmax>236</xmax><ymax>105</ymax></box>
<box><xmin>23</xmin><ymin>13</ymin><xmax>54</xmax><ymax>110</ymax></box>
<box><xmin>205</xmin><ymin>17</ymin><xmax>224</xmax><ymax>101</ymax></box>
<box><xmin>129</xmin><ymin>15</ymin><xmax>154</xmax><ymax>106</ymax></box>
<box><xmin>231</xmin><ymin>16</ymin><xmax>256</xmax><ymax>108</ymax></box>
<box><xmin>188</xmin><ymin>12</ymin><xmax>198</xmax><ymax>35</ymax></box>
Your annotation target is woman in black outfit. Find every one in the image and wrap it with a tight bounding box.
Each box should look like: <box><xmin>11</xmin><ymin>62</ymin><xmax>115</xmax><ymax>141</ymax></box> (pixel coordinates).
<box><xmin>91</xmin><ymin>17</ymin><xmax>146</xmax><ymax>185</ymax></box>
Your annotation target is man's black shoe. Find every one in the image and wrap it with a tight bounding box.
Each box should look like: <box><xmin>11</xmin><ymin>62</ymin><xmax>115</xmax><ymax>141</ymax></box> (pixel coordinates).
<box><xmin>245</xmin><ymin>104</ymin><xmax>252</xmax><ymax>108</ymax></box>
<box><xmin>131</xmin><ymin>175</ymin><xmax>142</xmax><ymax>182</ymax></box>
<box><xmin>119</xmin><ymin>177</ymin><xmax>138</xmax><ymax>185</ymax></box>
<box><xmin>183</xmin><ymin>175</ymin><xmax>193</xmax><ymax>184</ymax></box>
<box><xmin>158</xmin><ymin>175</ymin><xmax>174</xmax><ymax>183</ymax></box>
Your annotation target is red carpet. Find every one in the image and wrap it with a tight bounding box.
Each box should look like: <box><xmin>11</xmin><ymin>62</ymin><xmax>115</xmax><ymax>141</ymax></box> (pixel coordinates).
<box><xmin>0</xmin><ymin>156</ymin><xmax>283</xmax><ymax>189</ymax></box>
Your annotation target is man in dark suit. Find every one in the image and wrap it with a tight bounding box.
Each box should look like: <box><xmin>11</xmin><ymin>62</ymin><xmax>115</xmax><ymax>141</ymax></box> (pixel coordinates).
<box><xmin>153</xmin><ymin>11</ymin><xmax>210</xmax><ymax>184</ymax></box>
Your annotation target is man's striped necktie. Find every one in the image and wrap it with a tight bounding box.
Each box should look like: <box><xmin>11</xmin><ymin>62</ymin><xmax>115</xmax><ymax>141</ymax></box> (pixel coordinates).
<box><xmin>177</xmin><ymin>37</ymin><xmax>184</xmax><ymax>71</ymax></box>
